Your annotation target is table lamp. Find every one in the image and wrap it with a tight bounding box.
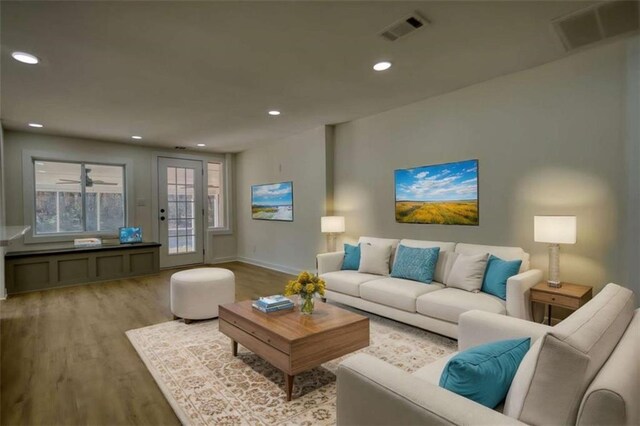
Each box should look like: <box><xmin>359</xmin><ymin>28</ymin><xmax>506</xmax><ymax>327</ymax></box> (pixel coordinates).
<box><xmin>321</xmin><ymin>216</ymin><xmax>345</xmax><ymax>252</ymax></box>
<box><xmin>534</xmin><ymin>215</ymin><xmax>577</xmax><ymax>288</ymax></box>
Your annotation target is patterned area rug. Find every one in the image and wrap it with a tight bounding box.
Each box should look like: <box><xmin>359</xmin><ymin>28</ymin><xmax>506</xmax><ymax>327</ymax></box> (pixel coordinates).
<box><xmin>126</xmin><ymin>307</ymin><xmax>456</xmax><ymax>425</ymax></box>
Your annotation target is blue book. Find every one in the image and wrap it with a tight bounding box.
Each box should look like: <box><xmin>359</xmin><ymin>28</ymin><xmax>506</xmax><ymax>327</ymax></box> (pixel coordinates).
<box><xmin>252</xmin><ymin>302</ymin><xmax>294</xmax><ymax>313</ymax></box>
<box><xmin>256</xmin><ymin>295</ymin><xmax>292</xmax><ymax>308</ymax></box>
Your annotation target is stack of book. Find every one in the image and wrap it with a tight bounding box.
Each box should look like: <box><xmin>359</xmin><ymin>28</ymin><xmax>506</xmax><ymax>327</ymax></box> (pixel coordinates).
<box><xmin>252</xmin><ymin>295</ymin><xmax>294</xmax><ymax>313</ymax></box>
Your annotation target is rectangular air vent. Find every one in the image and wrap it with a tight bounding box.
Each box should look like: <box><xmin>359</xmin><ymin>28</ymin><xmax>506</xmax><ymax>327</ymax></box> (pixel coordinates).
<box><xmin>380</xmin><ymin>11</ymin><xmax>429</xmax><ymax>42</ymax></box>
<box><xmin>552</xmin><ymin>1</ymin><xmax>639</xmax><ymax>51</ymax></box>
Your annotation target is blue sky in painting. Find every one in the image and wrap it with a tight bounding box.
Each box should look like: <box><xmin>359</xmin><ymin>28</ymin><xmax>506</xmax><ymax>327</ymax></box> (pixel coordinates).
<box><xmin>395</xmin><ymin>160</ymin><xmax>478</xmax><ymax>202</ymax></box>
<box><xmin>252</xmin><ymin>182</ymin><xmax>293</xmax><ymax>206</ymax></box>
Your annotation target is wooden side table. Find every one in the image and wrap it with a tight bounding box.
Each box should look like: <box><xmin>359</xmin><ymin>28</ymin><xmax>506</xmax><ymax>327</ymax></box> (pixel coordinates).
<box><xmin>530</xmin><ymin>282</ymin><xmax>593</xmax><ymax>325</ymax></box>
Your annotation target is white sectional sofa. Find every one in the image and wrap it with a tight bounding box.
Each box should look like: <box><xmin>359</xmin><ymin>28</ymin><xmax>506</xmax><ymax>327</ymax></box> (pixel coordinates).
<box><xmin>317</xmin><ymin>236</ymin><xmax>542</xmax><ymax>339</ymax></box>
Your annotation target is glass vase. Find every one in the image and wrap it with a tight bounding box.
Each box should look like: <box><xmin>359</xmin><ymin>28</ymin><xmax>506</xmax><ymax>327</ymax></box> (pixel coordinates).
<box><xmin>300</xmin><ymin>294</ymin><xmax>315</xmax><ymax>315</ymax></box>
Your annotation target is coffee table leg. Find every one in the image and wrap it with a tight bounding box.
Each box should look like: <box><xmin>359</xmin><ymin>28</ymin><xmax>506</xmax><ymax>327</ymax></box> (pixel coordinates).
<box><xmin>231</xmin><ymin>339</ymin><xmax>238</xmax><ymax>357</ymax></box>
<box><xmin>285</xmin><ymin>374</ymin><xmax>294</xmax><ymax>401</ymax></box>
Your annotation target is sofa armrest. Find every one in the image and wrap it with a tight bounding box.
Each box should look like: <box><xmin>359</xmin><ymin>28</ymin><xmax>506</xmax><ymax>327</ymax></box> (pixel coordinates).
<box><xmin>458</xmin><ymin>310</ymin><xmax>552</xmax><ymax>351</ymax></box>
<box><xmin>317</xmin><ymin>251</ymin><xmax>344</xmax><ymax>275</ymax></box>
<box><xmin>337</xmin><ymin>353</ymin><xmax>526</xmax><ymax>426</ymax></box>
<box><xmin>506</xmin><ymin>269</ymin><xmax>543</xmax><ymax>320</ymax></box>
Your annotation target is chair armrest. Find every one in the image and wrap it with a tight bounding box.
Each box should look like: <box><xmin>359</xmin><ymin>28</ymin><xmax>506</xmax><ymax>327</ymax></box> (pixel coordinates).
<box><xmin>506</xmin><ymin>269</ymin><xmax>543</xmax><ymax>320</ymax></box>
<box><xmin>458</xmin><ymin>310</ymin><xmax>552</xmax><ymax>351</ymax></box>
<box><xmin>317</xmin><ymin>251</ymin><xmax>344</xmax><ymax>275</ymax></box>
<box><xmin>337</xmin><ymin>353</ymin><xmax>526</xmax><ymax>426</ymax></box>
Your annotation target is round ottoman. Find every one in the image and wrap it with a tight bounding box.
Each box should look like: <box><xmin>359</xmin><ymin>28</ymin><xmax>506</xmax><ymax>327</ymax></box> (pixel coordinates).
<box><xmin>170</xmin><ymin>268</ymin><xmax>235</xmax><ymax>323</ymax></box>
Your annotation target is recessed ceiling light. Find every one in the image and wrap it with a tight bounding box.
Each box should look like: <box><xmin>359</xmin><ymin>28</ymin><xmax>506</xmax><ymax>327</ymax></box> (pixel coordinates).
<box><xmin>12</xmin><ymin>51</ymin><xmax>39</xmax><ymax>65</ymax></box>
<box><xmin>373</xmin><ymin>61</ymin><xmax>392</xmax><ymax>71</ymax></box>
<box><xmin>268</xmin><ymin>110</ymin><xmax>281</xmax><ymax>116</ymax></box>
<box><xmin>28</xmin><ymin>123</ymin><xmax>43</xmax><ymax>128</ymax></box>
<box><xmin>197</xmin><ymin>144</ymin><xmax>206</xmax><ymax>147</ymax></box>
<box><xmin>131</xmin><ymin>135</ymin><xmax>142</xmax><ymax>140</ymax></box>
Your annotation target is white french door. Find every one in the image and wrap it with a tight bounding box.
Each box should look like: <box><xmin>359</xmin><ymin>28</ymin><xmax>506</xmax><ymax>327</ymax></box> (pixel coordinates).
<box><xmin>158</xmin><ymin>157</ymin><xmax>204</xmax><ymax>268</ymax></box>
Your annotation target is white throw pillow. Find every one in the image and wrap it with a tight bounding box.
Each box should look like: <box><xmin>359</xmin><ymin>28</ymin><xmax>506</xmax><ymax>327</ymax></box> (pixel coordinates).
<box><xmin>358</xmin><ymin>244</ymin><xmax>392</xmax><ymax>276</ymax></box>
<box><xmin>445</xmin><ymin>253</ymin><xmax>489</xmax><ymax>292</ymax></box>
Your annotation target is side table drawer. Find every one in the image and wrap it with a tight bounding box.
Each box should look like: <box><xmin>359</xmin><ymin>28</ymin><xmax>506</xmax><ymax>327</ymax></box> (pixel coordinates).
<box><xmin>531</xmin><ymin>291</ymin><xmax>580</xmax><ymax>309</ymax></box>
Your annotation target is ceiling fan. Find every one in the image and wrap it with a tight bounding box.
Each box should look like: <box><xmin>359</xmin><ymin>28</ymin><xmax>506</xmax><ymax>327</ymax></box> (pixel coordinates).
<box><xmin>56</xmin><ymin>168</ymin><xmax>118</xmax><ymax>187</ymax></box>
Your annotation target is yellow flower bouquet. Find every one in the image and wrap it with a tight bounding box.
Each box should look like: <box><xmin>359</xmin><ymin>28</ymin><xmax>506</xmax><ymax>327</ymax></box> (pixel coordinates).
<box><xmin>284</xmin><ymin>271</ymin><xmax>326</xmax><ymax>315</ymax></box>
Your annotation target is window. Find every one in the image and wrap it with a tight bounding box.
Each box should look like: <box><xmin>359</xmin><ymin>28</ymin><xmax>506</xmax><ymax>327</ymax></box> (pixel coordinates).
<box><xmin>34</xmin><ymin>161</ymin><xmax>125</xmax><ymax>235</ymax></box>
<box><xmin>207</xmin><ymin>162</ymin><xmax>225</xmax><ymax>228</ymax></box>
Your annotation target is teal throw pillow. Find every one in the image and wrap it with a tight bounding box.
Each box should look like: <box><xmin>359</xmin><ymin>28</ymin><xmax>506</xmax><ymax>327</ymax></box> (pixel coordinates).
<box><xmin>482</xmin><ymin>255</ymin><xmax>523</xmax><ymax>300</ymax></box>
<box><xmin>341</xmin><ymin>244</ymin><xmax>361</xmax><ymax>270</ymax></box>
<box><xmin>390</xmin><ymin>245</ymin><xmax>440</xmax><ymax>284</ymax></box>
<box><xmin>439</xmin><ymin>338</ymin><xmax>530</xmax><ymax>408</ymax></box>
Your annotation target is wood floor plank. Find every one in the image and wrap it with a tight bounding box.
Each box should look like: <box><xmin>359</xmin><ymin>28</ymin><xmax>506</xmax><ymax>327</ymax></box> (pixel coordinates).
<box><xmin>1</xmin><ymin>262</ymin><xmax>293</xmax><ymax>425</ymax></box>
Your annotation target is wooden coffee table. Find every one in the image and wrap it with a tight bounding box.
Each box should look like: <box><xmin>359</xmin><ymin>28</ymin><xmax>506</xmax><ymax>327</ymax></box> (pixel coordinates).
<box><xmin>219</xmin><ymin>300</ymin><xmax>370</xmax><ymax>401</ymax></box>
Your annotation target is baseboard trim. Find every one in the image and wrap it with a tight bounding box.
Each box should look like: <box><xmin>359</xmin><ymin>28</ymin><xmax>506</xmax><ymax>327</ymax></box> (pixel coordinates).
<box><xmin>207</xmin><ymin>256</ymin><xmax>238</xmax><ymax>265</ymax></box>
<box><xmin>235</xmin><ymin>256</ymin><xmax>302</xmax><ymax>276</ymax></box>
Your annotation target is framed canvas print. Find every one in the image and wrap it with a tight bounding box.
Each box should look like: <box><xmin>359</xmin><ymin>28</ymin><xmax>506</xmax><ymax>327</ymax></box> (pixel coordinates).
<box><xmin>251</xmin><ymin>181</ymin><xmax>294</xmax><ymax>222</ymax></box>
<box><xmin>395</xmin><ymin>159</ymin><xmax>479</xmax><ymax>225</ymax></box>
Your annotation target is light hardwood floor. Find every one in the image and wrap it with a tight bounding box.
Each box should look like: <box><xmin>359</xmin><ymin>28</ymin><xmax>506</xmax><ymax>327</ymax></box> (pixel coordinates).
<box><xmin>0</xmin><ymin>262</ymin><xmax>292</xmax><ymax>426</ymax></box>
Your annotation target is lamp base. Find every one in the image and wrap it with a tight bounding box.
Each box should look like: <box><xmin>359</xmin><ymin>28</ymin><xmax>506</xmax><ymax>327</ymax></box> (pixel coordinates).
<box><xmin>547</xmin><ymin>280</ymin><xmax>562</xmax><ymax>288</ymax></box>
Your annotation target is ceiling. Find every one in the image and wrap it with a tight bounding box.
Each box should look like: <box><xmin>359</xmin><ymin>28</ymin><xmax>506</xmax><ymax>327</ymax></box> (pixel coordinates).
<box><xmin>1</xmin><ymin>1</ymin><xmax>600</xmax><ymax>152</ymax></box>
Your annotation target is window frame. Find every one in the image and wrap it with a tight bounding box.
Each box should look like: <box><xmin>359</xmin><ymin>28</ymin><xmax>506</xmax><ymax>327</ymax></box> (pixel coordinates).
<box><xmin>207</xmin><ymin>160</ymin><xmax>227</xmax><ymax>231</ymax></box>
<box><xmin>22</xmin><ymin>150</ymin><xmax>134</xmax><ymax>244</ymax></box>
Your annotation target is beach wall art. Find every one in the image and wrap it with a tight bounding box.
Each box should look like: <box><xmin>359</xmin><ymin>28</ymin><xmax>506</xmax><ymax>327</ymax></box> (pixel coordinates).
<box><xmin>251</xmin><ymin>181</ymin><xmax>294</xmax><ymax>221</ymax></box>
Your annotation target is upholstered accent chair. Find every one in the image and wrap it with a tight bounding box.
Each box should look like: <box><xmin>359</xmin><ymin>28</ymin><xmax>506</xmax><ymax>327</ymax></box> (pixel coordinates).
<box><xmin>336</xmin><ymin>283</ymin><xmax>638</xmax><ymax>426</ymax></box>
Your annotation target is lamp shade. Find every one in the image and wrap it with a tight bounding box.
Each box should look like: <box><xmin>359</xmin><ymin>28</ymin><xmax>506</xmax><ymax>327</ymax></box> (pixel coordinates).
<box><xmin>321</xmin><ymin>216</ymin><xmax>345</xmax><ymax>233</ymax></box>
<box><xmin>534</xmin><ymin>216</ymin><xmax>577</xmax><ymax>244</ymax></box>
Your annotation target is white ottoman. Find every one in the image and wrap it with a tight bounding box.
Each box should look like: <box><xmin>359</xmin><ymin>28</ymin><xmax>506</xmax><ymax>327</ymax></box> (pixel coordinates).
<box><xmin>170</xmin><ymin>268</ymin><xmax>235</xmax><ymax>323</ymax></box>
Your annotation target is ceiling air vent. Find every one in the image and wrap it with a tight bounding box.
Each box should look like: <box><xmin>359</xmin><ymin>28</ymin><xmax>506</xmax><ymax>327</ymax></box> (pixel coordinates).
<box><xmin>552</xmin><ymin>0</ymin><xmax>639</xmax><ymax>51</ymax></box>
<box><xmin>174</xmin><ymin>146</ymin><xmax>186</xmax><ymax>150</ymax></box>
<box><xmin>380</xmin><ymin>12</ymin><xmax>429</xmax><ymax>42</ymax></box>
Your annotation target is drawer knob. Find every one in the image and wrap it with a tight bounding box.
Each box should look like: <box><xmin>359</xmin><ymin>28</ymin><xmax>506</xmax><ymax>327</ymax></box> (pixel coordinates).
<box><xmin>552</xmin><ymin>297</ymin><xmax>556</xmax><ymax>301</ymax></box>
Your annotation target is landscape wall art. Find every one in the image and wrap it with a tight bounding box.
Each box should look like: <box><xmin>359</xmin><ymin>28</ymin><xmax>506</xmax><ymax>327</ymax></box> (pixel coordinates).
<box><xmin>395</xmin><ymin>159</ymin><xmax>479</xmax><ymax>225</ymax></box>
<box><xmin>251</xmin><ymin>181</ymin><xmax>294</xmax><ymax>221</ymax></box>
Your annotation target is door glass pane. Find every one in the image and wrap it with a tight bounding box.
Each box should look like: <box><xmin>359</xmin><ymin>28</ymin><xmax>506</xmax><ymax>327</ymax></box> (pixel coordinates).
<box><xmin>167</xmin><ymin>166</ymin><xmax>196</xmax><ymax>255</ymax></box>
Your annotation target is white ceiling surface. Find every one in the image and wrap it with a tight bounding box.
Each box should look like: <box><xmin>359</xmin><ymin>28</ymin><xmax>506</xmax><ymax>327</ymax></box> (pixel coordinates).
<box><xmin>1</xmin><ymin>1</ymin><xmax>597</xmax><ymax>152</ymax></box>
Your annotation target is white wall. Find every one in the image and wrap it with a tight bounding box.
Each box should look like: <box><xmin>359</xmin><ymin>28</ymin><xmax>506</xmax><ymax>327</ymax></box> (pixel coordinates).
<box><xmin>625</xmin><ymin>36</ymin><xmax>640</xmax><ymax>297</ymax></box>
<box><xmin>333</xmin><ymin>37</ymin><xmax>638</xmax><ymax>293</ymax></box>
<box><xmin>235</xmin><ymin>126</ymin><xmax>332</xmax><ymax>274</ymax></box>
<box><xmin>0</xmin><ymin>125</ymin><xmax>6</xmax><ymax>298</ymax></box>
<box><xmin>3</xmin><ymin>131</ymin><xmax>237</xmax><ymax>263</ymax></box>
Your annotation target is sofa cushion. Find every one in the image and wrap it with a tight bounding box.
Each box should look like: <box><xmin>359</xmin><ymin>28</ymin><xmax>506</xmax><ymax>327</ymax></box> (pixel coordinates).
<box><xmin>320</xmin><ymin>270</ymin><xmax>383</xmax><ymax>297</ymax></box>
<box><xmin>482</xmin><ymin>255</ymin><xmax>523</xmax><ymax>300</ymax></box>
<box><xmin>360</xmin><ymin>278</ymin><xmax>444</xmax><ymax>313</ymax></box>
<box><xmin>397</xmin><ymin>239</ymin><xmax>456</xmax><ymax>283</ymax></box>
<box><xmin>359</xmin><ymin>236</ymin><xmax>400</xmax><ymax>264</ymax></box>
<box><xmin>445</xmin><ymin>253</ymin><xmax>489</xmax><ymax>292</ymax></box>
<box><xmin>341</xmin><ymin>243</ymin><xmax>361</xmax><ymax>271</ymax></box>
<box><xmin>416</xmin><ymin>288</ymin><xmax>506</xmax><ymax>323</ymax></box>
<box><xmin>455</xmin><ymin>243</ymin><xmax>529</xmax><ymax>272</ymax></box>
<box><xmin>359</xmin><ymin>243</ymin><xmax>392</xmax><ymax>276</ymax></box>
<box><xmin>503</xmin><ymin>283</ymin><xmax>635</xmax><ymax>426</ymax></box>
<box><xmin>439</xmin><ymin>338</ymin><xmax>531</xmax><ymax>409</ymax></box>
<box><xmin>391</xmin><ymin>245</ymin><xmax>440</xmax><ymax>284</ymax></box>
